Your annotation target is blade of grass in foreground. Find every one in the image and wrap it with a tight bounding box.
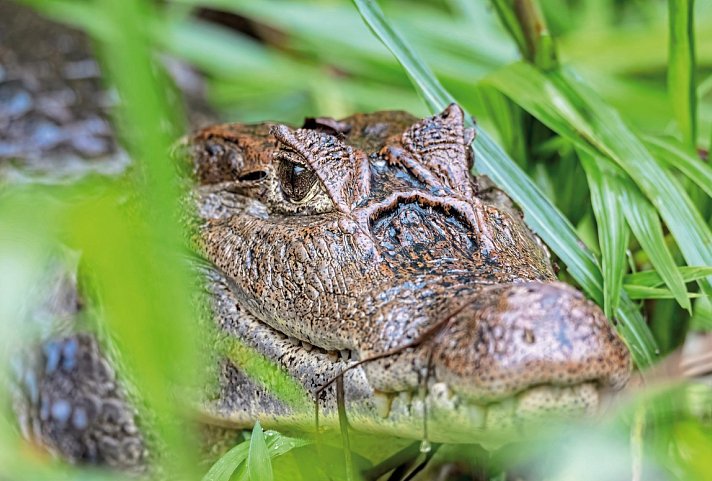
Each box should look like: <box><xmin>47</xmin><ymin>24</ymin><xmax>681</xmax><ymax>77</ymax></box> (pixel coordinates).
<box><xmin>643</xmin><ymin>136</ymin><xmax>712</xmax><ymax>199</ymax></box>
<box><xmin>578</xmin><ymin>148</ymin><xmax>692</xmax><ymax>312</ymax></box>
<box><xmin>486</xmin><ymin>63</ymin><xmax>712</xmax><ymax>297</ymax></box>
<box><xmin>247</xmin><ymin>422</ymin><xmax>273</xmax><ymax>481</ymax></box>
<box><xmin>620</xmin><ymin>185</ymin><xmax>692</xmax><ymax>313</ymax></box>
<box><xmin>667</xmin><ymin>0</ymin><xmax>697</xmax><ymax>147</ymax></box>
<box><xmin>220</xmin><ymin>337</ymin><xmax>307</xmax><ymax>406</ymax></box>
<box><xmin>579</xmin><ymin>149</ymin><xmax>629</xmax><ymax>319</ymax></box>
<box><xmin>202</xmin><ymin>429</ymin><xmax>310</xmax><ymax>481</ymax></box>
<box><xmin>577</xmin><ymin>149</ymin><xmax>692</xmax><ymax>311</ymax></box>
<box><xmin>32</xmin><ymin>0</ymin><xmax>201</xmax><ymax>475</ymax></box>
<box><xmin>352</xmin><ymin>0</ymin><xmax>657</xmax><ymax>367</ymax></box>
<box><xmin>624</xmin><ymin>285</ymin><xmax>700</xmax><ymax>301</ymax></box>
<box><xmin>625</xmin><ymin>266</ymin><xmax>712</xmax><ymax>288</ymax></box>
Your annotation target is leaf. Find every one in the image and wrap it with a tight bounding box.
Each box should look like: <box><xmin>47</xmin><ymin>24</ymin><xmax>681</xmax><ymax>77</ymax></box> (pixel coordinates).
<box><xmin>63</xmin><ymin>0</ymin><xmax>201</xmax><ymax>474</ymax></box>
<box><xmin>667</xmin><ymin>0</ymin><xmax>697</xmax><ymax>146</ymax></box>
<box><xmin>352</xmin><ymin>0</ymin><xmax>453</xmax><ymax>113</ymax></box>
<box><xmin>579</xmin><ymin>144</ymin><xmax>690</xmax><ymax>313</ymax></box>
<box><xmin>248</xmin><ymin>422</ymin><xmax>273</xmax><ymax>481</ymax></box>
<box><xmin>474</xmin><ymin>85</ymin><xmax>527</xmax><ymax>164</ymax></box>
<box><xmin>673</xmin><ymin>421</ymin><xmax>712</xmax><ymax>480</ymax></box>
<box><xmin>579</xmin><ymin>149</ymin><xmax>629</xmax><ymax>318</ymax></box>
<box><xmin>159</xmin><ymin>19</ymin><xmax>310</xmax><ymax>82</ymax></box>
<box><xmin>486</xmin><ymin>62</ymin><xmax>712</xmax><ymax>297</ymax></box>
<box><xmin>203</xmin><ymin>430</ymin><xmax>310</xmax><ymax>481</ymax></box>
<box><xmin>489</xmin><ymin>0</ymin><xmax>529</xmax><ymax>60</ymax></box>
<box><xmin>221</xmin><ymin>337</ymin><xmax>307</xmax><ymax>407</ymax></box>
<box><xmin>262</xmin><ymin>431</ymin><xmax>311</xmax><ymax>458</ymax></box>
<box><xmin>489</xmin><ymin>0</ymin><xmax>557</xmax><ymax>68</ymax></box>
<box><xmin>202</xmin><ymin>441</ymin><xmax>250</xmax><ymax>481</ymax></box>
<box><xmin>352</xmin><ymin>0</ymin><xmax>658</xmax><ymax>367</ymax></box>
<box><xmin>643</xmin><ymin>136</ymin><xmax>712</xmax><ymax>199</ymax></box>
<box><xmin>625</xmin><ymin>266</ymin><xmax>712</xmax><ymax>288</ymax></box>
<box><xmin>623</xmin><ymin>285</ymin><xmax>700</xmax><ymax>301</ymax></box>
<box><xmin>691</xmin><ymin>296</ymin><xmax>712</xmax><ymax>331</ymax></box>
<box><xmin>620</xmin><ymin>186</ymin><xmax>693</xmax><ymax>312</ymax></box>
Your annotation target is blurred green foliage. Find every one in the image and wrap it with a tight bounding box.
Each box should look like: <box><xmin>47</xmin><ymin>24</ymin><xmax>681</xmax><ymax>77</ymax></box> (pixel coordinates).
<box><xmin>2</xmin><ymin>0</ymin><xmax>712</xmax><ymax>480</ymax></box>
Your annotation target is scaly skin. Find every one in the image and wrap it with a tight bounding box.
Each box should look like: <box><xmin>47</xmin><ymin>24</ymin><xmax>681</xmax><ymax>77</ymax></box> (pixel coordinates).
<box><xmin>12</xmin><ymin>105</ymin><xmax>631</xmax><ymax>473</ymax></box>
<box><xmin>189</xmin><ymin>105</ymin><xmax>630</xmax><ymax>441</ymax></box>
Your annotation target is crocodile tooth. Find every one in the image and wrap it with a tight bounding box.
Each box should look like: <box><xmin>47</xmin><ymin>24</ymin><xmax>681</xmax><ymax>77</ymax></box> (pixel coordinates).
<box><xmin>411</xmin><ymin>396</ymin><xmax>425</xmax><ymax>418</ymax></box>
<box><xmin>429</xmin><ymin>382</ymin><xmax>456</xmax><ymax>410</ymax></box>
<box><xmin>389</xmin><ymin>391</ymin><xmax>408</xmax><ymax>417</ymax></box>
<box><xmin>327</xmin><ymin>351</ymin><xmax>339</xmax><ymax>362</ymax></box>
<box><xmin>287</xmin><ymin>336</ymin><xmax>300</xmax><ymax>346</ymax></box>
<box><xmin>301</xmin><ymin>341</ymin><xmax>313</xmax><ymax>352</ymax></box>
<box><xmin>339</xmin><ymin>349</ymin><xmax>350</xmax><ymax>361</ymax></box>
<box><xmin>373</xmin><ymin>391</ymin><xmax>392</xmax><ymax>418</ymax></box>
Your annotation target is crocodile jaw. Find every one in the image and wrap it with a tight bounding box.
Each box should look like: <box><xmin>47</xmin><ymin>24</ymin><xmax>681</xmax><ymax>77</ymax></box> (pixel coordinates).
<box><xmin>199</xmin><ymin>267</ymin><xmax>615</xmax><ymax>444</ymax></box>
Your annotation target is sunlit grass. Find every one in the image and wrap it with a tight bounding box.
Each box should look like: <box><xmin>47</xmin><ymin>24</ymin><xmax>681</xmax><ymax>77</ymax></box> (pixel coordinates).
<box><xmin>2</xmin><ymin>0</ymin><xmax>712</xmax><ymax>480</ymax></box>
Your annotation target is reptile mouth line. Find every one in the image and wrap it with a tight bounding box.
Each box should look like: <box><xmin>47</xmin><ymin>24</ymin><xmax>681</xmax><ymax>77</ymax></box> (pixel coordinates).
<box><xmin>266</xmin><ymin>318</ymin><xmax>605</xmax><ymax>416</ymax></box>
<box><xmin>282</xmin><ymin>329</ymin><xmax>606</xmax><ymax>428</ymax></box>
<box><xmin>284</xmin><ymin>333</ymin><xmax>358</xmax><ymax>363</ymax></box>
<box><xmin>369</xmin><ymin>381</ymin><xmax>601</xmax><ymax>431</ymax></box>
<box><xmin>206</xmin><ymin>264</ymin><xmax>613</xmax><ymax>438</ymax></box>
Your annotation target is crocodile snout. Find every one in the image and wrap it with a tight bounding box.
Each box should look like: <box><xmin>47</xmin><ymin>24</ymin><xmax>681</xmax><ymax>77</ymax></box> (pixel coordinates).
<box><xmin>431</xmin><ymin>281</ymin><xmax>631</xmax><ymax>403</ymax></box>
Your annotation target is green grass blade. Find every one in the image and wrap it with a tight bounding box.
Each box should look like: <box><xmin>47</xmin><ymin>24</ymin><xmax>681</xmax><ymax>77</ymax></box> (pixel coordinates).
<box><xmin>579</xmin><ymin>149</ymin><xmax>629</xmax><ymax>318</ymax></box>
<box><xmin>202</xmin><ymin>442</ymin><xmax>250</xmax><ymax>481</ymax></box>
<box><xmin>625</xmin><ymin>266</ymin><xmax>712</xmax><ymax>288</ymax></box>
<box><xmin>222</xmin><ymin>337</ymin><xmax>307</xmax><ymax>407</ymax></box>
<box><xmin>643</xmin><ymin>136</ymin><xmax>712</xmax><ymax>199</ymax></box>
<box><xmin>691</xmin><ymin>296</ymin><xmax>712</xmax><ymax>330</ymax></box>
<box><xmin>203</xmin><ymin>430</ymin><xmax>309</xmax><ymax>481</ymax></box>
<box><xmin>668</xmin><ymin>0</ymin><xmax>697</xmax><ymax>147</ymax></box>
<box><xmin>486</xmin><ymin>62</ymin><xmax>712</xmax><ymax>296</ymax></box>
<box><xmin>352</xmin><ymin>0</ymin><xmax>657</xmax><ymax>367</ymax></box>
<box><xmin>489</xmin><ymin>0</ymin><xmax>557</xmax><ymax>69</ymax></box>
<box><xmin>262</xmin><ymin>431</ymin><xmax>311</xmax><ymax>458</ymax></box>
<box><xmin>624</xmin><ymin>285</ymin><xmax>701</xmax><ymax>301</ymax></box>
<box><xmin>489</xmin><ymin>0</ymin><xmax>529</xmax><ymax>60</ymax></box>
<box><xmin>474</xmin><ymin>86</ymin><xmax>527</xmax><ymax>163</ymax></box>
<box><xmin>248</xmin><ymin>422</ymin><xmax>273</xmax><ymax>481</ymax></box>
<box><xmin>620</xmin><ymin>184</ymin><xmax>693</xmax><ymax>312</ymax></box>
<box><xmin>352</xmin><ymin>0</ymin><xmax>453</xmax><ymax>111</ymax></box>
<box><xmin>64</xmin><ymin>0</ymin><xmax>200</xmax><ymax>474</ymax></box>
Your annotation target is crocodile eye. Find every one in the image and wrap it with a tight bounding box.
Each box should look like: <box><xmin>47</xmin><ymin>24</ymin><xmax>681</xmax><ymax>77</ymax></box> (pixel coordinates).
<box><xmin>278</xmin><ymin>159</ymin><xmax>318</xmax><ymax>203</ymax></box>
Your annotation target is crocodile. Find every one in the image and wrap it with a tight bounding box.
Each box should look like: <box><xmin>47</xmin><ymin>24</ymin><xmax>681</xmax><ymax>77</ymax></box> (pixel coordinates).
<box><xmin>188</xmin><ymin>104</ymin><xmax>631</xmax><ymax>436</ymax></box>
<box><xmin>10</xmin><ymin>101</ymin><xmax>632</xmax><ymax>474</ymax></box>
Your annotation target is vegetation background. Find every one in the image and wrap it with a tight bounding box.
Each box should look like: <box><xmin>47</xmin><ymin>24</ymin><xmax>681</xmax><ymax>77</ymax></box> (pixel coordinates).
<box><xmin>1</xmin><ymin>0</ymin><xmax>711</xmax><ymax>480</ymax></box>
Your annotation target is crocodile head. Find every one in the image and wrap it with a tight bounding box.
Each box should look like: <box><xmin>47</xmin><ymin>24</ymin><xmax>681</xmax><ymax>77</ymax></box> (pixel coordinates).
<box><xmin>187</xmin><ymin>104</ymin><xmax>630</xmax><ymax>442</ymax></box>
